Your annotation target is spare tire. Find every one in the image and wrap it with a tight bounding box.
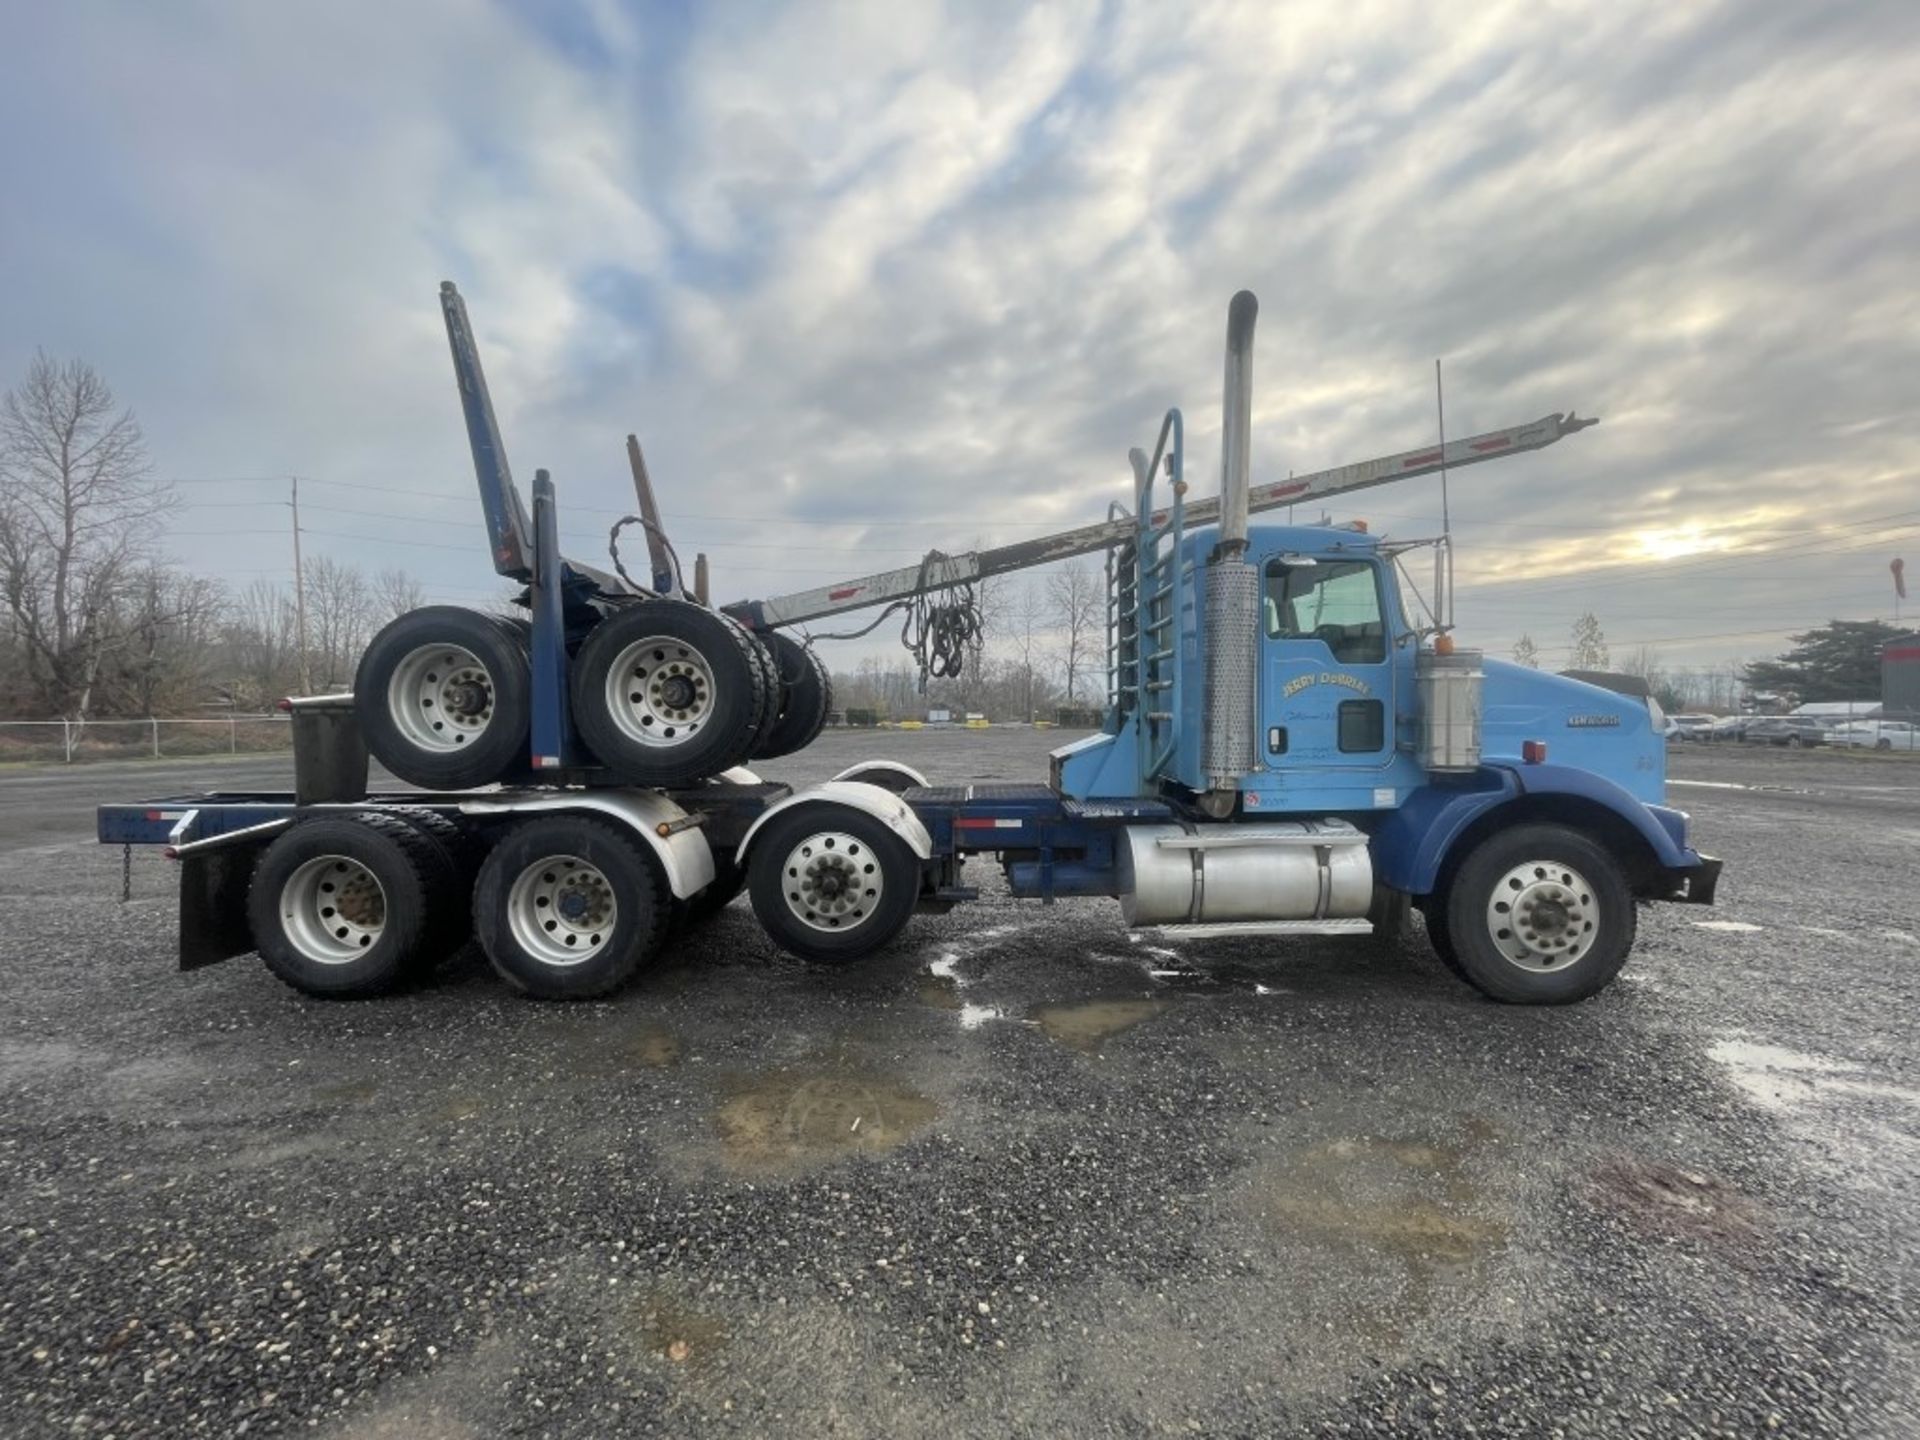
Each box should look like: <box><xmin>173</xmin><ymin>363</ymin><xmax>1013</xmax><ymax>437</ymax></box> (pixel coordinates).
<box><xmin>753</xmin><ymin>631</ymin><xmax>833</xmax><ymax>760</ymax></box>
<box><xmin>570</xmin><ymin>600</ymin><xmax>769</xmax><ymax>785</ymax></box>
<box><xmin>354</xmin><ymin>606</ymin><xmax>532</xmax><ymax>789</ymax></box>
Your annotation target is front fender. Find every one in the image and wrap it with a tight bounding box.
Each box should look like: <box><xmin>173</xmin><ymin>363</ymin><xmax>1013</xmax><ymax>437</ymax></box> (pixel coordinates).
<box><xmin>1370</xmin><ymin>763</ymin><xmax>1699</xmax><ymax>896</ymax></box>
<box><xmin>737</xmin><ymin>781</ymin><xmax>934</xmax><ymax>862</ymax></box>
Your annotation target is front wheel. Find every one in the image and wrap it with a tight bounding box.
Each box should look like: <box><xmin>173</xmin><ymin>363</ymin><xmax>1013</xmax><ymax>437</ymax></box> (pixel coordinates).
<box><xmin>747</xmin><ymin>806</ymin><xmax>921</xmax><ymax>963</ymax></box>
<box><xmin>1442</xmin><ymin>824</ymin><xmax>1636</xmax><ymax>1004</ymax></box>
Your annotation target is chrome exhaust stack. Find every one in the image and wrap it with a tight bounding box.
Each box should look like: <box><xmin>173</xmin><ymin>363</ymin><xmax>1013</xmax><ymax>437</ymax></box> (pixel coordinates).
<box><xmin>1200</xmin><ymin>291</ymin><xmax>1260</xmax><ymax>814</ymax></box>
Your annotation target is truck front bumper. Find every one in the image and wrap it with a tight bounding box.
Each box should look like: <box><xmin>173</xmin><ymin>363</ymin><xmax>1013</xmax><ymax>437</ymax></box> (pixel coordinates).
<box><xmin>1666</xmin><ymin>854</ymin><xmax>1722</xmax><ymax>905</ymax></box>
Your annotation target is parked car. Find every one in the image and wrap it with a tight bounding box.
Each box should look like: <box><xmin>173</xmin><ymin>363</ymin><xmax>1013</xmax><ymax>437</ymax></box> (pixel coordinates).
<box><xmin>1745</xmin><ymin>716</ymin><xmax>1829</xmax><ymax>747</ymax></box>
<box><xmin>1666</xmin><ymin>714</ymin><xmax>1716</xmax><ymax>742</ymax></box>
<box><xmin>1705</xmin><ymin>714</ymin><xmax>1753</xmax><ymax>741</ymax></box>
<box><xmin>1829</xmin><ymin>719</ymin><xmax>1919</xmax><ymax>751</ymax></box>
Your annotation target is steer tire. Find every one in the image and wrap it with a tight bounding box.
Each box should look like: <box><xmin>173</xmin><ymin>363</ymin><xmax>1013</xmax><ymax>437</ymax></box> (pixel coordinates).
<box><xmin>571</xmin><ymin>601</ymin><xmax>768</xmax><ymax>786</ymax></box>
<box><xmin>355</xmin><ymin>606</ymin><xmax>532</xmax><ymax>789</ymax></box>
<box><xmin>248</xmin><ymin>813</ymin><xmax>438</xmax><ymax>999</ymax></box>
<box><xmin>747</xmin><ymin>806</ymin><xmax>921</xmax><ymax>964</ymax></box>
<box><xmin>753</xmin><ymin>632</ymin><xmax>833</xmax><ymax>761</ymax></box>
<box><xmin>473</xmin><ymin>816</ymin><xmax>670</xmax><ymax>999</ymax></box>
<box><xmin>1442</xmin><ymin>824</ymin><xmax>1636</xmax><ymax>1005</ymax></box>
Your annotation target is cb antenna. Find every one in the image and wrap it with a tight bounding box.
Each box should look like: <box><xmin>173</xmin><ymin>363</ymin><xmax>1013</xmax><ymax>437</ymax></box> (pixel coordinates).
<box><xmin>1435</xmin><ymin>357</ymin><xmax>1454</xmax><ymax>630</ymax></box>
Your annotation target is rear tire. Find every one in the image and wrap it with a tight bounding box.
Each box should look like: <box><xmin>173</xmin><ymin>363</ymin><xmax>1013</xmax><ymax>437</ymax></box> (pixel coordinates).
<box><xmin>473</xmin><ymin>817</ymin><xmax>669</xmax><ymax>999</ymax></box>
<box><xmin>384</xmin><ymin>807</ymin><xmax>483</xmax><ymax>971</ymax></box>
<box><xmin>248</xmin><ymin>813</ymin><xmax>439</xmax><ymax>998</ymax></box>
<box><xmin>355</xmin><ymin>606</ymin><xmax>532</xmax><ymax>789</ymax></box>
<box><xmin>747</xmin><ymin>806</ymin><xmax>920</xmax><ymax>963</ymax></box>
<box><xmin>1443</xmin><ymin>824</ymin><xmax>1635</xmax><ymax>1004</ymax></box>
<box><xmin>571</xmin><ymin>601</ymin><xmax>768</xmax><ymax>786</ymax></box>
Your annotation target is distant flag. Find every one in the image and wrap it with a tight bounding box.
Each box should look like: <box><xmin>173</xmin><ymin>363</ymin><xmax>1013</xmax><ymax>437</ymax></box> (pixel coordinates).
<box><xmin>1895</xmin><ymin>558</ymin><xmax>1908</xmax><ymax>600</ymax></box>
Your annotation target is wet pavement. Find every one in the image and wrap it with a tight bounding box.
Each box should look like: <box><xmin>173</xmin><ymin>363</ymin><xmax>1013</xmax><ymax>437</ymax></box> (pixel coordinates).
<box><xmin>0</xmin><ymin>732</ymin><xmax>1916</xmax><ymax>1436</ymax></box>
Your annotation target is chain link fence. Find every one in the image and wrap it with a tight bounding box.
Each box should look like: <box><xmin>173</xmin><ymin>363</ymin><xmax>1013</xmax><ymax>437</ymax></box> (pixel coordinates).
<box><xmin>0</xmin><ymin>715</ymin><xmax>293</xmax><ymax>765</ymax></box>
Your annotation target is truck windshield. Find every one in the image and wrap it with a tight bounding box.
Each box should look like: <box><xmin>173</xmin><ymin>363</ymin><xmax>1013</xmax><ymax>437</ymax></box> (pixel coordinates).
<box><xmin>1265</xmin><ymin>560</ymin><xmax>1386</xmax><ymax>663</ymax></box>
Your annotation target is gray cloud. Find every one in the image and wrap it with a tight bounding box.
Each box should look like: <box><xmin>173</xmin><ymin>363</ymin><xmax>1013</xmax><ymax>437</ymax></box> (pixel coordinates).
<box><xmin>2</xmin><ymin>0</ymin><xmax>1915</xmax><ymax>673</ymax></box>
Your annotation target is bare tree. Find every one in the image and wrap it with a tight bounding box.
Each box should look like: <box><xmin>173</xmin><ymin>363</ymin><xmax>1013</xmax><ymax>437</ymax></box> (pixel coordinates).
<box><xmin>1046</xmin><ymin>560</ymin><xmax>1102</xmax><ymax>704</ymax></box>
<box><xmin>371</xmin><ymin>567</ymin><xmax>425</xmax><ymax>624</ymax></box>
<box><xmin>1511</xmin><ymin>634</ymin><xmax>1540</xmax><ymax>669</ymax></box>
<box><xmin>1569</xmin><ymin>612</ymin><xmax>1610</xmax><ymax>671</ymax></box>
<box><xmin>226</xmin><ymin>579</ymin><xmax>297</xmax><ymax>709</ymax></box>
<box><xmin>1002</xmin><ymin>579</ymin><xmax>1048</xmax><ymax>721</ymax></box>
<box><xmin>304</xmin><ymin>555</ymin><xmax>371</xmax><ymax>689</ymax></box>
<box><xmin>0</xmin><ymin>353</ymin><xmax>170</xmax><ymax>717</ymax></box>
<box><xmin>119</xmin><ymin>566</ymin><xmax>226</xmax><ymax>716</ymax></box>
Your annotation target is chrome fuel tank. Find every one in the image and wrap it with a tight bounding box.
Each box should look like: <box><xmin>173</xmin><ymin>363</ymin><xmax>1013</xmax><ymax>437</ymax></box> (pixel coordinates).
<box><xmin>1118</xmin><ymin>820</ymin><xmax>1373</xmax><ymax>926</ymax></box>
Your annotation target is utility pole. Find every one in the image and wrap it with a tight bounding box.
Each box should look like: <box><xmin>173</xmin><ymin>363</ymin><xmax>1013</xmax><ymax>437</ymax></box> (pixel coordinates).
<box><xmin>290</xmin><ymin>477</ymin><xmax>311</xmax><ymax>694</ymax></box>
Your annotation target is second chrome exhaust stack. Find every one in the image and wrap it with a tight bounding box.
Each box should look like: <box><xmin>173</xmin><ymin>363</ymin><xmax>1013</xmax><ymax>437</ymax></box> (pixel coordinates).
<box><xmin>1201</xmin><ymin>290</ymin><xmax>1260</xmax><ymax>812</ymax></box>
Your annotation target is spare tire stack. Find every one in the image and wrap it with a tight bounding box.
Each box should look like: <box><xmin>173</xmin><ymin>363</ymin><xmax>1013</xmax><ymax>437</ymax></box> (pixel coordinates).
<box><xmin>353</xmin><ymin>597</ymin><xmax>831</xmax><ymax>789</ymax></box>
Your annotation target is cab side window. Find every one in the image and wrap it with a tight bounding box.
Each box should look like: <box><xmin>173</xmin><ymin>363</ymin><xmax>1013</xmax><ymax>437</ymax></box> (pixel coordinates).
<box><xmin>1264</xmin><ymin>561</ymin><xmax>1386</xmax><ymax>664</ymax></box>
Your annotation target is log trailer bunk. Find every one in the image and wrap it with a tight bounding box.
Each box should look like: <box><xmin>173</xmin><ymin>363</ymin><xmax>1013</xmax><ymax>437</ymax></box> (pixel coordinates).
<box><xmin>99</xmin><ymin>287</ymin><xmax>1719</xmax><ymax>1005</ymax></box>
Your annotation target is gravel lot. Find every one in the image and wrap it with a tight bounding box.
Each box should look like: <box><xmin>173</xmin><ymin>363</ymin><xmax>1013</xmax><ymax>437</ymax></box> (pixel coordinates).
<box><xmin>1</xmin><ymin>732</ymin><xmax>1916</xmax><ymax>1437</ymax></box>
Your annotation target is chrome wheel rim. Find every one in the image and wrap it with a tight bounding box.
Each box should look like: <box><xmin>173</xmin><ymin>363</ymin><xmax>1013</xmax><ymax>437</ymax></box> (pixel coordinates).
<box><xmin>281</xmin><ymin>855</ymin><xmax>387</xmax><ymax>964</ymax></box>
<box><xmin>506</xmin><ymin>855</ymin><xmax>618</xmax><ymax>966</ymax></box>
<box><xmin>603</xmin><ymin>636</ymin><xmax>717</xmax><ymax>748</ymax></box>
<box><xmin>388</xmin><ymin>643</ymin><xmax>494</xmax><ymax>752</ymax></box>
<box><xmin>1485</xmin><ymin>860</ymin><xmax>1598</xmax><ymax>972</ymax></box>
<box><xmin>779</xmin><ymin>831</ymin><xmax>882</xmax><ymax>933</ymax></box>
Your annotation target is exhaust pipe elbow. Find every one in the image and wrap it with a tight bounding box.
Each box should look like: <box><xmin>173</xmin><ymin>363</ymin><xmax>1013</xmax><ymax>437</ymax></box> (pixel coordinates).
<box><xmin>1218</xmin><ymin>290</ymin><xmax>1258</xmax><ymax>554</ymax></box>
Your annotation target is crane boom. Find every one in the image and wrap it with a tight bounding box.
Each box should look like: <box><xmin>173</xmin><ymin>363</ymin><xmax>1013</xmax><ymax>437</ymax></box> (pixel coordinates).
<box><xmin>726</xmin><ymin>410</ymin><xmax>1596</xmax><ymax>629</ymax></box>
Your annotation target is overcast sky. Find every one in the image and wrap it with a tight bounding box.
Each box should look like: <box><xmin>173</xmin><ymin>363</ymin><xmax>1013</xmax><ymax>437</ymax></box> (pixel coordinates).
<box><xmin>3</xmin><ymin>0</ymin><xmax>1915</xmax><ymax>676</ymax></box>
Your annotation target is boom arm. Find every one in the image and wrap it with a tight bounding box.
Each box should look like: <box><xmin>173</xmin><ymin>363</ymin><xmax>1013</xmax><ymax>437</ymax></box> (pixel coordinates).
<box><xmin>726</xmin><ymin>410</ymin><xmax>1597</xmax><ymax>629</ymax></box>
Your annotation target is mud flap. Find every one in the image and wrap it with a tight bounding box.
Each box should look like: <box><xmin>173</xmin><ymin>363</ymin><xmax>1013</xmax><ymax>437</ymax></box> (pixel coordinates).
<box><xmin>179</xmin><ymin>847</ymin><xmax>259</xmax><ymax>970</ymax></box>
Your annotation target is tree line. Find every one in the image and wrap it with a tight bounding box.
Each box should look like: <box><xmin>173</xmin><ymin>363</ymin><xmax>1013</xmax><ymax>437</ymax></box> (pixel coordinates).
<box><xmin>1509</xmin><ymin>611</ymin><xmax>1905</xmax><ymax>711</ymax></box>
<box><xmin>0</xmin><ymin>352</ymin><xmax>430</xmax><ymax>718</ymax></box>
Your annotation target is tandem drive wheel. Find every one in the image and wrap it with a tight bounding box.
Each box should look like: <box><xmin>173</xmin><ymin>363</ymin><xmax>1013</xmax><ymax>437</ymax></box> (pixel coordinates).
<box><xmin>247</xmin><ymin>813</ymin><xmax>456</xmax><ymax>998</ymax></box>
<box><xmin>472</xmin><ymin>817</ymin><xmax>670</xmax><ymax>999</ymax></box>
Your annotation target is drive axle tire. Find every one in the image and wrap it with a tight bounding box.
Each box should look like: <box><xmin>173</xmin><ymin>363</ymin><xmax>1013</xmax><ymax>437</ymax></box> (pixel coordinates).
<box><xmin>747</xmin><ymin>806</ymin><xmax>920</xmax><ymax>963</ymax></box>
<box><xmin>355</xmin><ymin>606</ymin><xmax>532</xmax><ymax>789</ymax></box>
<box><xmin>753</xmin><ymin>631</ymin><xmax>833</xmax><ymax>761</ymax></box>
<box><xmin>473</xmin><ymin>817</ymin><xmax>669</xmax><ymax>999</ymax></box>
<box><xmin>385</xmin><ymin>806</ymin><xmax>484</xmax><ymax>971</ymax></box>
<box><xmin>248</xmin><ymin>813</ymin><xmax>440</xmax><ymax>998</ymax></box>
<box><xmin>1442</xmin><ymin>824</ymin><xmax>1635</xmax><ymax>1005</ymax></box>
<box><xmin>571</xmin><ymin>601</ymin><xmax>768</xmax><ymax>786</ymax></box>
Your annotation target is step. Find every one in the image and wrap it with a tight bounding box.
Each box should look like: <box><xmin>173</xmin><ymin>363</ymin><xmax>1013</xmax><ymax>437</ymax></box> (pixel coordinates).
<box><xmin>1143</xmin><ymin>918</ymin><xmax>1373</xmax><ymax>939</ymax></box>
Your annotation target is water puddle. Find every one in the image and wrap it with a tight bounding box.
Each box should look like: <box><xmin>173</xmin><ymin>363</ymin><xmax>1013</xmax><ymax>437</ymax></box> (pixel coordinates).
<box><xmin>715</xmin><ymin>1069</ymin><xmax>937</xmax><ymax>1171</ymax></box>
<box><xmin>1708</xmin><ymin>1039</ymin><xmax>1920</xmax><ymax>1114</ymax></box>
<box><xmin>917</xmin><ymin>973</ymin><xmax>963</xmax><ymax>1011</ymax></box>
<box><xmin>631</xmin><ymin>1287</ymin><xmax>729</xmax><ymax>1369</ymax></box>
<box><xmin>1247</xmin><ymin>1124</ymin><xmax>1505</xmax><ymax>1342</ymax></box>
<box><xmin>1029</xmin><ymin>997</ymin><xmax>1167</xmax><ymax>1053</ymax></box>
<box><xmin>313</xmin><ymin>1079</ymin><xmax>378</xmax><ymax>1105</ymax></box>
<box><xmin>566</xmin><ymin>1021</ymin><xmax>684</xmax><ymax>1077</ymax></box>
<box><xmin>958</xmin><ymin>1004</ymin><xmax>1003</xmax><ymax>1029</ymax></box>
